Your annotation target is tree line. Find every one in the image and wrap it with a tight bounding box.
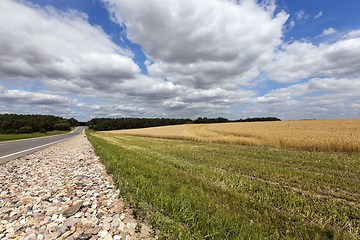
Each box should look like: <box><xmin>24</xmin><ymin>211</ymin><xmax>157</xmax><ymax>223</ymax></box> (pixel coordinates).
<box><xmin>87</xmin><ymin>118</ymin><xmax>193</xmax><ymax>131</ymax></box>
<box><xmin>87</xmin><ymin>116</ymin><xmax>281</xmax><ymax>131</ymax></box>
<box><xmin>0</xmin><ymin>114</ymin><xmax>281</xmax><ymax>134</ymax></box>
<box><xmin>234</xmin><ymin>117</ymin><xmax>281</xmax><ymax>122</ymax></box>
<box><xmin>0</xmin><ymin>114</ymin><xmax>79</xmax><ymax>134</ymax></box>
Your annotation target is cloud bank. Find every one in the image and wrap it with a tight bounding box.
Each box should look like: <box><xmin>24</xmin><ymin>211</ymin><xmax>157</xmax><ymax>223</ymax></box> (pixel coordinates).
<box><xmin>0</xmin><ymin>0</ymin><xmax>360</xmax><ymax>121</ymax></box>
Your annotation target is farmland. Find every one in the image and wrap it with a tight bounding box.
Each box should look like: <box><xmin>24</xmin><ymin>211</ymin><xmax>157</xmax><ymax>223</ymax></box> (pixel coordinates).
<box><xmin>87</xmin><ymin>119</ymin><xmax>360</xmax><ymax>239</ymax></box>
<box><xmin>103</xmin><ymin>119</ymin><xmax>360</xmax><ymax>152</ymax></box>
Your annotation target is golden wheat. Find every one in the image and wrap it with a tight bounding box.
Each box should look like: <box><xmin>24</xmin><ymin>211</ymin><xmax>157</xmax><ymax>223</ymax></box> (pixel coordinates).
<box><xmin>103</xmin><ymin>119</ymin><xmax>360</xmax><ymax>152</ymax></box>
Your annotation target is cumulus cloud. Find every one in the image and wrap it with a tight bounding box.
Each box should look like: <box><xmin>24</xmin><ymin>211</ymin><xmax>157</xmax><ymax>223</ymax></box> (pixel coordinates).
<box><xmin>0</xmin><ymin>85</ymin><xmax>86</xmax><ymax>118</ymax></box>
<box><xmin>2</xmin><ymin>0</ymin><xmax>359</xmax><ymax>121</ymax></box>
<box><xmin>83</xmin><ymin>103</ymin><xmax>153</xmax><ymax>119</ymax></box>
<box><xmin>102</xmin><ymin>0</ymin><xmax>288</xmax><ymax>88</ymax></box>
<box><xmin>264</xmin><ymin>32</ymin><xmax>360</xmax><ymax>82</ymax></box>
<box><xmin>41</xmin><ymin>73</ymin><xmax>256</xmax><ymax>118</ymax></box>
<box><xmin>0</xmin><ymin>88</ymin><xmax>78</xmax><ymax>106</ymax></box>
<box><xmin>344</xmin><ymin>29</ymin><xmax>360</xmax><ymax>39</ymax></box>
<box><xmin>109</xmin><ymin>77</ymin><xmax>255</xmax><ymax>113</ymax></box>
<box><xmin>257</xmin><ymin>77</ymin><xmax>360</xmax><ymax>103</ymax></box>
<box><xmin>0</xmin><ymin>0</ymin><xmax>140</xmax><ymax>85</ymax></box>
<box><xmin>254</xmin><ymin>77</ymin><xmax>360</xmax><ymax>119</ymax></box>
<box><xmin>317</xmin><ymin>28</ymin><xmax>337</xmax><ymax>37</ymax></box>
<box><xmin>0</xmin><ymin>0</ymin><xmax>284</xmax><ymax>119</ymax></box>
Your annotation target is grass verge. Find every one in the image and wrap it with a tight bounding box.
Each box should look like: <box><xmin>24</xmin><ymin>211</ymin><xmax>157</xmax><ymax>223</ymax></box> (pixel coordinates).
<box><xmin>0</xmin><ymin>130</ymin><xmax>71</xmax><ymax>142</ymax></box>
<box><xmin>86</xmin><ymin>130</ymin><xmax>360</xmax><ymax>239</ymax></box>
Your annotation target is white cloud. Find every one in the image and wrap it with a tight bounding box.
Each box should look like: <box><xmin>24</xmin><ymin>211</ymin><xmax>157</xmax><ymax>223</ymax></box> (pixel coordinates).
<box><xmin>257</xmin><ymin>77</ymin><xmax>360</xmax><ymax>103</ymax></box>
<box><xmin>315</xmin><ymin>11</ymin><xmax>323</xmax><ymax>19</ymax></box>
<box><xmin>83</xmin><ymin>103</ymin><xmax>152</xmax><ymax>118</ymax></box>
<box><xmin>0</xmin><ymin>0</ymin><xmax>140</xmax><ymax>84</ymax></box>
<box><xmin>264</xmin><ymin>32</ymin><xmax>360</xmax><ymax>82</ymax></box>
<box><xmin>1</xmin><ymin>0</ymin><xmax>360</xmax><ymax>121</ymax></box>
<box><xmin>344</xmin><ymin>29</ymin><xmax>360</xmax><ymax>39</ymax></box>
<box><xmin>0</xmin><ymin>86</ymin><xmax>88</xmax><ymax>118</ymax></box>
<box><xmin>317</xmin><ymin>28</ymin><xmax>337</xmax><ymax>37</ymax></box>
<box><xmin>0</xmin><ymin>0</ymin><xmax>286</xmax><ymax>120</ymax></box>
<box><xmin>102</xmin><ymin>0</ymin><xmax>288</xmax><ymax>88</ymax></box>
<box><xmin>295</xmin><ymin>9</ymin><xmax>305</xmax><ymax>20</ymax></box>
<box><xmin>0</xmin><ymin>88</ymin><xmax>77</xmax><ymax>106</ymax></box>
<box><xmin>294</xmin><ymin>9</ymin><xmax>309</xmax><ymax>24</ymax></box>
<box><xmin>254</xmin><ymin>77</ymin><xmax>360</xmax><ymax>120</ymax></box>
<box><xmin>289</xmin><ymin>19</ymin><xmax>296</xmax><ymax>28</ymax></box>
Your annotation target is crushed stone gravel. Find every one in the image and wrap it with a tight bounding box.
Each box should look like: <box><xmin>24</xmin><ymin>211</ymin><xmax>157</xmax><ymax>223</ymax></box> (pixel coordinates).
<box><xmin>0</xmin><ymin>129</ymin><xmax>157</xmax><ymax>240</ymax></box>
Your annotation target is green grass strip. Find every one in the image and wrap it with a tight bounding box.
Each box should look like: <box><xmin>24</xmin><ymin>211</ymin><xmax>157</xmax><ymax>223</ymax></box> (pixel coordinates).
<box><xmin>87</xmin><ymin>131</ymin><xmax>360</xmax><ymax>239</ymax></box>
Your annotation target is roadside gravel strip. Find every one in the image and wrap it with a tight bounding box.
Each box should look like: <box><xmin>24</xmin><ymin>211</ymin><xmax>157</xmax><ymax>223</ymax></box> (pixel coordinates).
<box><xmin>0</xmin><ymin>131</ymin><xmax>157</xmax><ymax>240</ymax></box>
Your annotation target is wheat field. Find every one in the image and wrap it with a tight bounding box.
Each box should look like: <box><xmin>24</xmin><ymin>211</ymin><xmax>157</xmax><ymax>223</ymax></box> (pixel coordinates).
<box><xmin>104</xmin><ymin>119</ymin><xmax>360</xmax><ymax>152</ymax></box>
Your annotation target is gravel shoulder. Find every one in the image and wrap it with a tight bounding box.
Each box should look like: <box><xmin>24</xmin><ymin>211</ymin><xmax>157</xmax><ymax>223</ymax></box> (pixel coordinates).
<box><xmin>0</xmin><ymin>130</ymin><xmax>157</xmax><ymax>240</ymax></box>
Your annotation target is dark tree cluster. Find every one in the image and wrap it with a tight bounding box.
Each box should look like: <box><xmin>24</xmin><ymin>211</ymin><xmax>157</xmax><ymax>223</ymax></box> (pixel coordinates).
<box><xmin>235</xmin><ymin>117</ymin><xmax>281</xmax><ymax>122</ymax></box>
<box><xmin>193</xmin><ymin>117</ymin><xmax>229</xmax><ymax>123</ymax></box>
<box><xmin>0</xmin><ymin>114</ymin><xmax>79</xmax><ymax>134</ymax></box>
<box><xmin>87</xmin><ymin>116</ymin><xmax>281</xmax><ymax>131</ymax></box>
<box><xmin>87</xmin><ymin>118</ymin><xmax>193</xmax><ymax>131</ymax></box>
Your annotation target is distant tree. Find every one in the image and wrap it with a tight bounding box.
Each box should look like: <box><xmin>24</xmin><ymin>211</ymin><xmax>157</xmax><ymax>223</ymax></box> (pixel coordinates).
<box><xmin>12</xmin><ymin>122</ymin><xmax>19</xmax><ymax>130</ymax></box>
<box><xmin>19</xmin><ymin>126</ymin><xmax>33</xmax><ymax>133</ymax></box>
<box><xmin>1</xmin><ymin>121</ymin><xmax>11</xmax><ymax>131</ymax></box>
<box><xmin>88</xmin><ymin>117</ymin><xmax>193</xmax><ymax>131</ymax></box>
<box><xmin>236</xmin><ymin>117</ymin><xmax>281</xmax><ymax>122</ymax></box>
<box><xmin>194</xmin><ymin>117</ymin><xmax>229</xmax><ymax>124</ymax></box>
<box><xmin>0</xmin><ymin>114</ymin><xmax>78</xmax><ymax>134</ymax></box>
<box><xmin>54</xmin><ymin>123</ymin><xmax>71</xmax><ymax>131</ymax></box>
<box><xmin>69</xmin><ymin>118</ymin><xmax>79</xmax><ymax>126</ymax></box>
<box><xmin>86</xmin><ymin>116</ymin><xmax>281</xmax><ymax>132</ymax></box>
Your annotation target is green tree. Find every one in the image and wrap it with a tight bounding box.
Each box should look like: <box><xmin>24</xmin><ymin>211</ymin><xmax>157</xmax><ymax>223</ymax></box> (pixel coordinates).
<box><xmin>19</xmin><ymin>126</ymin><xmax>33</xmax><ymax>133</ymax></box>
<box><xmin>2</xmin><ymin>121</ymin><xmax>11</xmax><ymax>130</ymax></box>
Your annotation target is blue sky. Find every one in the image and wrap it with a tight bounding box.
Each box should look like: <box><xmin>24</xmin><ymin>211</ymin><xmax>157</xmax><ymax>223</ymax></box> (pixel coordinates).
<box><xmin>1</xmin><ymin>0</ymin><xmax>360</xmax><ymax>121</ymax></box>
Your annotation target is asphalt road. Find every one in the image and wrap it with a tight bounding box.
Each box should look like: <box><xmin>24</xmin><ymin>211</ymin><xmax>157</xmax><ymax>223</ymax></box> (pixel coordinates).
<box><xmin>0</xmin><ymin>126</ymin><xmax>86</xmax><ymax>165</ymax></box>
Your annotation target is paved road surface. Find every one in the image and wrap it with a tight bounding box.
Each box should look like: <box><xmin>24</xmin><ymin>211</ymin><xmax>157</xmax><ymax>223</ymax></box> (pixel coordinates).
<box><xmin>0</xmin><ymin>126</ymin><xmax>86</xmax><ymax>164</ymax></box>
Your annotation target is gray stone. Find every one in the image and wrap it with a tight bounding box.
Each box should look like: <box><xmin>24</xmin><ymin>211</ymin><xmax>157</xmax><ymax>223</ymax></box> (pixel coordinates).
<box><xmin>76</xmin><ymin>233</ymin><xmax>92</xmax><ymax>240</ymax></box>
<box><xmin>110</xmin><ymin>218</ymin><xmax>120</xmax><ymax>233</ymax></box>
<box><xmin>102</xmin><ymin>221</ymin><xmax>110</xmax><ymax>231</ymax></box>
<box><xmin>92</xmin><ymin>225</ymin><xmax>101</xmax><ymax>235</ymax></box>
<box><xmin>71</xmin><ymin>230</ymin><xmax>84</xmax><ymax>240</ymax></box>
<box><xmin>99</xmin><ymin>230</ymin><xmax>108</xmax><ymax>238</ymax></box>
<box><xmin>64</xmin><ymin>218</ymin><xmax>77</xmax><ymax>227</ymax></box>
<box><xmin>44</xmin><ymin>231</ymin><xmax>61</xmax><ymax>240</ymax></box>
<box><xmin>57</xmin><ymin>225</ymin><xmax>68</xmax><ymax>234</ymax></box>
<box><xmin>103</xmin><ymin>233</ymin><xmax>112</xmax><ymax>240</ymax></box>
<box><xmin>62</xmin><ymin>202</ymin><xmax>83</xmax><ymax>218</ymax></box>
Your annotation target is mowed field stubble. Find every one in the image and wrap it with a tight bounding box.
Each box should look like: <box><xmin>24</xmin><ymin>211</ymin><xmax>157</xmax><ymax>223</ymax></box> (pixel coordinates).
<box><xmin>87</xmin><ymin>119</ymin><xmax>360</xmax><ymax>239</ymax></box>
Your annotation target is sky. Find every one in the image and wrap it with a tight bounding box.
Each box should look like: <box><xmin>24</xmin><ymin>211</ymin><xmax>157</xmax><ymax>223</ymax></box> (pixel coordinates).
<box><xmin>1</xmin><ymin>0</ymin><xmax>360</xmax><ymax>122</ymax></box>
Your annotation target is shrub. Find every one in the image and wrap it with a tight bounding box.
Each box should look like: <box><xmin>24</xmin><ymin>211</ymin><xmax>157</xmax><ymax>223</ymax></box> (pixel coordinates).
<box><xmin>19</xmin><ymin>126</ymin><xmax>33</xmax><ymax>133</ymax></box>
<box><xmin>4</xmin><ymin>129</ymin><xmax>15</xmax><ymax>134</ymax></box>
